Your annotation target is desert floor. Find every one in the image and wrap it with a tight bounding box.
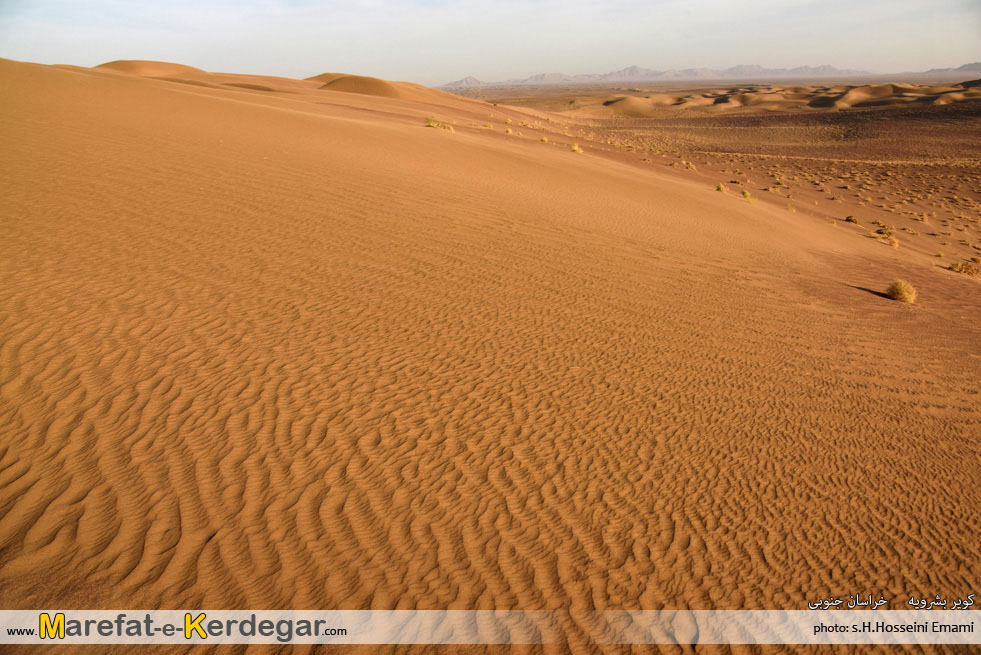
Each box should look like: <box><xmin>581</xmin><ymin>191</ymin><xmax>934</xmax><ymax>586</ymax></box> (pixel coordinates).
<box><xmin>1</xmin><ymin>60</ymin><xmax>979</xmax><ymax>654</ymax></box>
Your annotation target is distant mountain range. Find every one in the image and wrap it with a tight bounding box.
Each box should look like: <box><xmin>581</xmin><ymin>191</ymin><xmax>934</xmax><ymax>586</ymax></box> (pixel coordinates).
<box><xmin>442</xmin><ymin>62</ymin><xmax>981</xmax><ymax>88</ymax></box>
<box><xmin>919</xmin><ymin>62</ymin><xmax>981</xmax><ymax>75</ymax></box>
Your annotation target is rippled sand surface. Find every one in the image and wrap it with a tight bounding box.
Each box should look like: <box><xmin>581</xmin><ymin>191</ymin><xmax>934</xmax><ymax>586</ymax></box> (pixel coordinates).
<box><xmin>1</xmin><ymin>59</ymin><xmax>979</xmax><ymax>653</ymax></box>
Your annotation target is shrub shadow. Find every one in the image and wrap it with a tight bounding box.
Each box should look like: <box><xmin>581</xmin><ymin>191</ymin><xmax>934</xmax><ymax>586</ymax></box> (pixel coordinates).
<box><xmin>850</xmin><ymin>285</ymin><xmax>891</xmax><ymax>300</ymax></box>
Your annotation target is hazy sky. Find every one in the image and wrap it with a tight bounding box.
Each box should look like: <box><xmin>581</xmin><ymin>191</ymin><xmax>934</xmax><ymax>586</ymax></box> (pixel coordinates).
<box><xmin>0</xmin><ymin>0</ymin><xmax>977</xmax><ymax>85</ymax></box>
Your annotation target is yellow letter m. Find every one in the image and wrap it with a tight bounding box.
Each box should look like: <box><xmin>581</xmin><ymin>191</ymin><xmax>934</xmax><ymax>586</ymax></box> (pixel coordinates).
<box><xmin>39</xmin><ymin>613</ymin><xmax>65</xmax><ymax>639</ymax></box>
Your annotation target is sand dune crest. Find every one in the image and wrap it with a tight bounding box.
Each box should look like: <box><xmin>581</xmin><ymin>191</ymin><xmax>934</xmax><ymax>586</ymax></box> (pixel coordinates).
<box><xmin>319</xmin><ymin>74</ymin><xmax>407</xmax><ymax>98</ymax></box>
<box><xmin>96</xmin><ymin>59</ymin><xmax>206</xmax><ymax>77</ymax></box>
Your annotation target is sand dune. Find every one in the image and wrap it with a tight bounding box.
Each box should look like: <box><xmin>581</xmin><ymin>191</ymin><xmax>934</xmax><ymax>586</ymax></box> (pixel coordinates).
<box><xmin>317</xmin><ymin>74</ymin><xmax>480</xmax><ymax>107</ymax></box>
<box><xmin>319</xmin><ymin>74</ymin><xmax>408</xmax><ymax>98</ymax></box>
<box><xmin>89</xmin><ymin>59</ymin><xmax>490</xmax><ymax>116</ymax></box>
<box><xmin>96</xmin><ymin>59</ymin><xmax>206</xmax><ymax>77</ymax></box>
<box><xmin>579</xmin><ymin>79</ymin><xmax>981</xmax><ymax>116</ymax></box>
<box><xmin>97</xmin><ymin>59</ymin><xmax>325</xmax><ymax>93</ymax></box>
<box><xmin>306</xmin><ymin>72</ymin><xmax>347</xmax><ymax>84</ymax></box>
<box><xmin>835</xmin><ymin>84</ymin><xmax>911</xmax><ymax>108</ymax></box>
<box><xmin>1</xmin><ymin>57</ymin><xmax>980</xmax><ymax>654</ymax></box>
<box><xmin>646</xmin><ymin>93</ymin><xmax>680</xmax><ymax>105</ymax></box>
<box><xmin>602</xmin><ymin>95</ymin><xmax>658</xmax><ymax>117</ymax></box>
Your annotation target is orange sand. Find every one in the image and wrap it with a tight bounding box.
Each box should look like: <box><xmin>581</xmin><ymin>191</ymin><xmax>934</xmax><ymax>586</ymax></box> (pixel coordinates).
<box><xmin>1</xmin><ymin>59</ymin><xmax>979</xmax><ymax>654</ymax></box>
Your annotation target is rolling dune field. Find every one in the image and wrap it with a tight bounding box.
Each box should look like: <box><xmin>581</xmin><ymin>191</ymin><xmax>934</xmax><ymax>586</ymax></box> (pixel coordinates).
<box><xmin>1</xmin><ymin>59</ymin><xmax>979</xmax><ymax>653</ymax></box>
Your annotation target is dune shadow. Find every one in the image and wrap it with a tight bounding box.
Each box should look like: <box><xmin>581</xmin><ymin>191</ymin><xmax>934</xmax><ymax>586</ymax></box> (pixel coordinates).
<box><xmin>850</xmin><ymin>285</ymin><xmax>890</xmax><ymax>300</ymax></box>
<box><xmin>808</xmin><ymin>95</ymin><xmax>840</xmax><ymax>108</ymax></box>
<box><xmin>223</xmin><ymin>82</ymin><xmax>280</xmax><ymax>92</ymax></box>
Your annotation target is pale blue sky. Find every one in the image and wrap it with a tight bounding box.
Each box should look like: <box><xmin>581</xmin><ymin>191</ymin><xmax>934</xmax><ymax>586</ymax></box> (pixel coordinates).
<box><xmin>0</xmin><ymin>0</ymin><xmax>977</xmax><ymax>85</ymax></box>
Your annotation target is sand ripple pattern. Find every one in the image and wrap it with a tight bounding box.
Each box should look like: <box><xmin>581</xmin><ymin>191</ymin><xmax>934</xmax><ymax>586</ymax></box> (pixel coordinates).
<box><xmin>1</xmin><ymin>61</ymin><xmax>979</xmax><ymax>653</ymax></box>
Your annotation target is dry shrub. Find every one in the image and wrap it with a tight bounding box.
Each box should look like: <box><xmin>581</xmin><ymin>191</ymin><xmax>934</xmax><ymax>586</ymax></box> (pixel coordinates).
<box><xmin>425</xmin><ymin>117</ymin><xmax>454</xmax><ymax>131</ymax></box>
<box><xmin>950</xmin><ymin>261</ymin><xmax>979</xmax><ymax>277</ymax></box>
<box><xmin>887</xmin><ymin>280</ymin><xmax>917</xmax><ymax>304</ymax></box>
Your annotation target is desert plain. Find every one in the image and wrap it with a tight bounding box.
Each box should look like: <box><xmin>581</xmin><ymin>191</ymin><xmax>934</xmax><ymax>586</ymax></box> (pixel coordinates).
<box><xmin>0</xmin><ymin>59</ymin><xmax>980</xmax><ymax>653</ymax></box>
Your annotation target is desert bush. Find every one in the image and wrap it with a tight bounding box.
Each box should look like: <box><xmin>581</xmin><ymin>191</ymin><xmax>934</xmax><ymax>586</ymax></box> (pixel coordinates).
<box><xmin>425</xmin><ymin>117</ymin><xmax>454</xmax><ymax>131</ymax></box>
<box><xmin>887</xmin><ymin>280</ymin><xmax>917</xmax><ymax>304</ymax></box>
<box><xmin>571</xmin><ymin>143</ymin><xmax>583</xmax><ymax>153</ymax></box>
<box><xmin>950</xmin><ymin>261</ymin><xmax>979</xmax><ymax>277</ymax></box>
<box><xmin>716</xmin><ymin>183</ymin><xmax>728</xmax><ymax>192</ymax></box>
<box><xmin>540</xmin><ymin>137</ymin><xmax>548</xmax><ymax>143</ymax></box>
